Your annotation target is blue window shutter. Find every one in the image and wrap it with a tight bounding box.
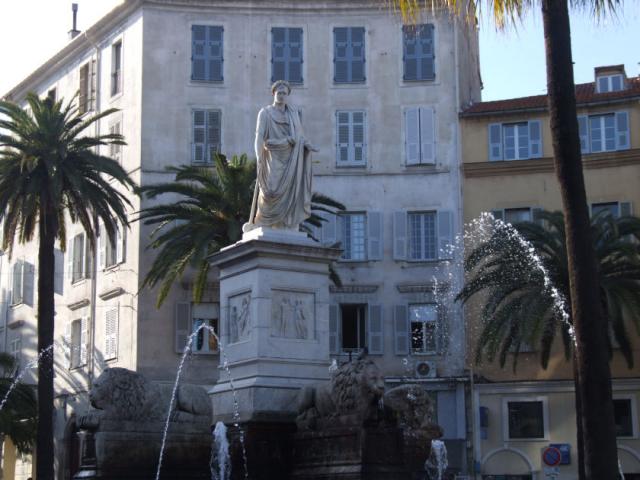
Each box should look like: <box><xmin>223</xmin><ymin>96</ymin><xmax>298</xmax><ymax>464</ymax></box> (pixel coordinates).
<box><xmin>367</xmin><ymin>211</ymin><xmax>383</xmax><ymax>261</ymax></box>
<box><xmin>437</xmin><ymin>210</ymin><xmax>453</xmax><ymax>260</ymax></box>
<box><xmin>620</xmin><ymin>202</ymin><xmax>633</xmax><ymax>217</ymax></box>
<box><xmin>23</xmin><ymin>261</ymin><xmax>34</xmax><ymax>307</ymax></box>
<box><xmin>334</xmin><ymin>27</ymin><xmax>349</xmax><ymax>83</ymax></box>
<box><xmin>350</xmin><ymin>27</ymin><xmax>366</xmax><ymax>82</ymax></box>
<box><xmin>367</xmin><ymin>304</ymin><xmax>384</xmax><ymax>355</ymax></box>
<box><xmin>419</xmin><ymin>107</ymin><xmax>435</xmax><ymax>163</ymax></box>
<box><xmin>206</xmin><ymin>110</ymin><xmax>221</xmax><ymax>163</ymax></box>
<box><xmin>288</xmin><ymin>28</ymin><xmax>303</xmax><ymax>83</ymax></box>
<box><xmin>191</xmin><ymin>25</ymin><xmax>207</xmax><ymax>81</ymax></box>
<box><xmin>393</xmin><ymin>211</ymin><xmax>407</xmax><ymax>260</ymax></box>
<box><xmin>488</xmin><ymin>123</ymin><xmax>502</xmax><ymax>161</ymax></box>
<box><xmin>578</xmin><ymin>115</ymin><xmax>589</xmax><ymax>154</ymax></box>
<box><xmin>419</xmin><ymin>24</ymin><xmax>435</xmax><ymax>80</ymax></box>
<box><xmin>175</xmin><ymin>302</ymin><xmax>191</xmax><ymax>353</ymax></box>
<box><xmin>528</xmin><ymin>120</ymin><xmax>542</xmax><ymax>158</ymax></box>
<box><xmin>403</xmin><ymin>26</ymin><xmax>418</xmax><ymax>81</ymax></box>
<box><xmin>271</xmin><ymin>28</ymin><xmax>286</xmax><ymax>82</ymax></box>
<box><xmin>207</xmin><ymin>26</ymin><xmax>224</xmax><ymax>81</ymax></box>
<box><xmin>192</xmin><ymin>110</ymin><xmax>206</xmax><ymax>164</ymax></box>
<box><xmin>320</xmin><ymin>211</ymin><xmax>337</xmax><ymax>246</ymax></box>
<box><xmin>405</xmin><ymin>107</ymin><xmax>420</xmax><ymax>165</ymax></box>
<box><xmin>615</xmin><ymin>111</ymin><xmax>630</xmax><ymax>150</ymax></box>
<box><xmin>336</xmin><ymin>111</ymin><xmax>351</xmax><ymax>165</ymax></box>
<box><xmin>329</xmin><ymin>305</ymin><xmax>339</xmax><ymax>354</ymax></box>
<box><xmin>352</xmin><ymin>111</ymin><xmax>366</xmax><ymax>165</ymax></box>
<box><xmin>393</xmin><ymin>304</ymin><xmax>409</xmax><ymax>355</ymax></box>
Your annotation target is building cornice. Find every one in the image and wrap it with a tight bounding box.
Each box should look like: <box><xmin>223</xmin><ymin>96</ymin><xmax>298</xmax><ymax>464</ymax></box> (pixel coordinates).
<box><xmin>463</xmin><ymin>148</ymin><xmax>640</xmax><ymax>178</ymax></box>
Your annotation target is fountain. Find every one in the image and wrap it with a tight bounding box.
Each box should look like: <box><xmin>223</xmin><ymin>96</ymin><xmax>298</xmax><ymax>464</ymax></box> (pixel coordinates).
<box><xmin>425</xmin><ymin>439</ymin><xmax>448</xmax><ymax>480</ymax></box>
<box><xmin>211</xmin><ymin>421</ymin><xmax>231</xmax><ymax>480</ymax></box>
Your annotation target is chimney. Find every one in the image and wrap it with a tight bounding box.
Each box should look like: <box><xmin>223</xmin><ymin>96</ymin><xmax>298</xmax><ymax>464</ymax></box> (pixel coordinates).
<box><xmin>68</xmin><ymin>3</ymin><xmax>80</xmax><ymax>40</ymax></box>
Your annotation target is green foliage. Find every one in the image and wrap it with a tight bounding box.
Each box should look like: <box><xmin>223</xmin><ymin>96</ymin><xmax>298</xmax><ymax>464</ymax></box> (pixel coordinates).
<box><xmin>0</xmin><ymin>353</ymin><xmax>37</xmax><ymax>454</ymax></box>
<box><xmin>138</xmin><ymin>153</ymin><xmax>345</xmax><ymax>306</ymax></box>
<box><xmin>457</xmin><ymin>210</ymin><xmax>640</xmax><ymax>370</ymax></box>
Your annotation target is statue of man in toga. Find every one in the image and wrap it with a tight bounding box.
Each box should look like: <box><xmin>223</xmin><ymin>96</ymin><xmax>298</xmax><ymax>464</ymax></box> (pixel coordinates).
<box><xmin>244</xmin><ymin>80</ymin><xmax>317</xmax><ymax>232</ymax></box>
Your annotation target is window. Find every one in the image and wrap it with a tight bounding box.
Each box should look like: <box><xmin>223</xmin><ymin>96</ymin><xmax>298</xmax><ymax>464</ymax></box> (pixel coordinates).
<box><xmin>333</xmin><ymin>27</ymin><xmax>365</xmax><ymax>83</ymax></box>
<box><xmin>271</xmin><ymin>27</ymin><xmax>303</xmax><ymax>83</ymax></box>
<box><xmin>597</xmin><ymin>74</ymin><xmax>624</xmax><ymax>93</ymax></box>
<box><xmin>410</xmin><ymin>304</ymin><xmax>438</xmax><ymax>354</ymax></box>
<box><xmin>393</xmin><ymin>210</ymin><xmax>453</xmax><ymax>261</ymax></box>
<box><xmin>9</xmin><ymin>337</ymin><xmax>21</xmax><ymax>367</ymax></box>
<box><xmin>68</xmin><ymin>317</ymin><xmax>88</xmax><ymax>369</ymax></box>
<box><xmin>99</xmin><ymin>221</ymin><xmax>126</xmax><ymax>269</ymax></box>
<box><xmin>578</xmin><ymin>111</ymin><xmax>629</xmax><ymax>154</ymax></box>
<box><xmin>591</xmin><ymin>201</ymin><xmax>632</xmax><ymax>218</ymax></box>
<box><xmin>108</xmin><ymin>121</ymin><xmax>122</xmax><ymax>163</ymax></box>
<box><xmin>192</xmin><ymin>109</ymin><xmax>221</xmax><ymax>164</ymax></box>
<box><xmin>191</xmin><ymin>25</ymin><xmax>223</xmax><ymax>82</ymax></box>
<box><xmin>68</xmin><ymin>233</ymin><xmax>92</xmax><ymax>284</ymax></box>
<box><xmin>336</xmin><ymin>110</ymin><xmax>366</xmax><ymax>166</ymax></box>
<box><xmin>405</xmin><ymin>107</ymin><xmax>435</xmax><ymax>165</ymax></box>
<box><xmin>613</xmin><ymin>397</ymin><xmax>636</xmax><ymax>438</ymax></box>
<box><xmin>104</xmin><ymin>307</ymin><xmax>119</xmax><ymax>361</ymax></box>
<box><xmin>79</xmin><ymin>61</ymin><xmax>95</xmax><ymax>114</ymax></box>
<box><xmin>175</xmin><ymin>303</ymin><xmax>220</xmax><ymax>354</ymax></box>
<box><xmin>491</xmin><ymin>207</ymin><xmax>534</xmax><ymax>224</ymax></box>
<box><xmin>329</xmin><ymin>304</ymin><xmax>383</xmax><ymax>355</ymax></box>
<box><xmin>340</xmin><ymin>213</ymin><xmax>366</xmax><ymax>261</ymax></box>
<box><xmin>11</xmin><ymin>260</ymin><xmax>34</xmax><ymax>306</ymax></box>
<box><xmin>402</xmin><ymin>24</ymin><xmax>435</xmax><ymax>81</ymax></box>
<box><xmin>47</xmin><ymin>88</ymin><xmax>57</xmax><ymax>102</ymax></box>
<box><xmin>111</xmin><ymin>41</ymin><xmax>122</xmax><ymax>96</ymax></box>
<box><xmin>489</xmin><ymin>121</ymin><xmax>542</xmax><ymax>161</ymax></box>
<box><xmin>506</xmin><ymin>400</ymin><xmax>546</xmax><ymax>439</ymax></box>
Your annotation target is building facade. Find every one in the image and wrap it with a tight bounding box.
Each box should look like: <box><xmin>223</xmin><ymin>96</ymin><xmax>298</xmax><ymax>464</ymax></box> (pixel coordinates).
<box><xmin>1</xmin><ymin>1</ymin><xmax>481</xmax><ymax>478</ymax></box>
<box><xmin>460</xmin><ymin>65</ymin><xmax>640</xmax><ymax>479</ymax></box>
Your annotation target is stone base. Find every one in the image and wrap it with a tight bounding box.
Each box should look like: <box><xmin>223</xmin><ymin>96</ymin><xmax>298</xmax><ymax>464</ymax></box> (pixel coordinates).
<box><xmin>291</xmin><ymin>426</ymin><xmax>431</xmax><ymax>480</ymax></box>
<box><xmin>226</xmin><ymin>420</ymin><xmax>296</xmax><ymax>480</ymax></box>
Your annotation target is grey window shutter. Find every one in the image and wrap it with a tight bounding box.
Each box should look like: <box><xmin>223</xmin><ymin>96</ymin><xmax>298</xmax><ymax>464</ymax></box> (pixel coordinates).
<box><xmin>23</xmin><ymin>262</ymin><xmax>34</xmax><ymax>307</ymax></box>
<box><xmin>393</xmin><ymin>211</ymin><xmax>407</xmax><ymax>260</ymax></box>
<box><xmin>528</xmin><ymin>120</ymin><xmax>542</xmax><ymax>158</ymax></box>
<box><xmin>288</xmin><ymin>28</ymin><xmax>303</xmax><ymax>83</ymax></box>
<box><xmin>333</xmin><ymin>27</ymin><xmax>349</xmax><ymax>83</ymax></box>
<box><xmin>393</xmin><ymin>304</ymin><xmax>409</xmax><ymax>355</ymax></box>
<box><xmin>336</xmin><ymin>111</ymin><xmax>351</xmax><ymax>165</ymax></box>
<box><xmin>405</xmin><ymin>108</ymin><xmax>420</xmax><ymax>165</ymax></box>
<box><xmin>337</xmin><ymin>215</ymin><xmax>346</xmax><ymax>257</ymax></box>
<box><xmin>402</xmin><ymin>26</ymin><xmax>418</xmax><ymax>81</ymax></box>
<box><xmin>350</xmin><ymin>27</ymin><xmax>365</xmax><ymax>83</ymax></box>
<box><xmin>352</xmin><ymin>111</ymin><xmax>366</xmax><ymax>165</ymax></box>
<box><xmin>66</xmin><ymin>237</ymin><xmax>74</xmax><ymax>281</ymax></box>
<box><xmin>577</xmin><ymin>115</ymin><xmax>589</xmax><ymax>153</ymax></box>
<box><xmin>437</xmin><ymin>210</ymin><xmax>453</xmax><ymax>260</ymax></box>
<box><xmin>620</xmin><ymin>202</ymin><xmax>633</xmax><ymax>217</ymax></box>
<box><xmin>54</xmin><ymin>248</ymin><xmax>64</xmax><ymax>295</ymax></box>
<box><xmin>89</xmin><ymin>59</ymin><xmax>97</xmax><ymax>111</ymax></box>
<box><xmin>98</xmin><ymin>223</ymin><xmax>106</xmax><ymax>269</ymax></box>
<box><xmin>321</xmin><ymin>212</ymin><xmax>338</xmax><ymax>246</ymax></box>
<box><xmin>615</xmin><ymin>111</ymin><xmax>630</xmax><ymax>150</ymax></box>
<box><xmin>11</xmin><ymin>262</ymin><xmax>22</xmax><ymax>304</ymax></box>
<box><xmin>367</xmin><ymin>304</ymin><xmax>383</xmax><ymax>355</ymax></box>
<box><xmin>192</xmin><ymin>110</ymin><xmax>206</xmax><ymax>164</ymax></box>
<box><xmin>490</xmin><ymin>209</ymin><xmax>504</xmax><ymax>221</ymax></box>
<box><xmin>329</xmin><ymin>304</ymin><xmax>339</xmax><ymax>354</ymax></box>
<box><xmin>116</xmin><ymin>221</ymin><xmax>125</xmax><ymax>264</ymax></box>
<box><xmin>80</xmin><ymin>316</ymin><xmax>89</xmax><ymax>365</ymax></box>
<box><xmin>207</xmin><ymin>110</ymin><xmax>221</xmax><ymax>162</ymax></box>
<box><xmin>419</xmin><ymin>24</ymin><xmax>435</xmax><ymax>80</ymax></box>
<box><xmin>207</xmin><ymin>26</ymin><xmax>224</xmax><ymax>82</ymax></box>
<box><xmin>79</xmin><ymin>64</ymin><xmax>88</xmax><ymax>114</ymax></box>
<box><xmin>488</xmin><ymin>123</ymin><xmax>502</xmax><ymax>161</ymax></box>
<box><xmin>191</xmin><ymin>25</ymin><xmax>207</xmax><ymax>81</ymax></box>
<box><xmin>271</xmin><ymin>28</ymin><xmax>286</xmax><ymax>82</ymax></box>
<box><xmin>175</xmin><ymin>302</ymin><xmax>191</xmax><ymax>353</ymax></box>
<box><xmin>367</xmin><ymin>211</ymin><xmax>383</xmax><ymax>261</ymax></box>
<box><xmin>420</xmin><ymin>107</ymin><xmax>435</xmax><ymax>163</ymax></box>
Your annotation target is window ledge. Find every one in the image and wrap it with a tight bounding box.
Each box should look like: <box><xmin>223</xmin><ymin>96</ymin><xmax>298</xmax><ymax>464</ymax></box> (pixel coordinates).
<box><xmin>68</xmin><ymin>298</ymin><xmax>90</xmax><ymax>311</ymax></box>
<box><xmin>188</xmin><ymin>80</ymin><xmax>225</xmax><ymax>88</ymax></box>
<box><xmin>98</xmin><ymin>287</ymin><xmax>125</xmax><ymax>301</ymax></box>
<box><xmin>7</xmin><ymin>319</ymin><xmax>25</xmax><ymax>329</ymax></box>
<box><xmin>109</xmin><ymin>91</ymin><xmax>123</xmax><ymax>103</ymax></box>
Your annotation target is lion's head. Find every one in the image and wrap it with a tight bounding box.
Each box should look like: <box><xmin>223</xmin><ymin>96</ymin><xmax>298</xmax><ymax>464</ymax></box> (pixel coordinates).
<box><xmin>90</xmin><ymin>368</ymin><xmax>152</xmax><ymax>420</ymax></box>
<box><xmin>332</xmin><ymin>358</ymin><xmax>384</xmax><ymax>416</ymax></box>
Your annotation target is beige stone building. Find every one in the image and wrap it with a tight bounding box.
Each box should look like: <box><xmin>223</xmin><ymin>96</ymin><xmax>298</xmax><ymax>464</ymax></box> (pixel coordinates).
<box><xmin>0</xmin><ymin>1</ymin><xmax>481</xmax><ymax>477</ymax></box>
<box><xmin>460</xmin><ymin>65</ymin><xmax>640</xmax><ymax>479</ymax></box>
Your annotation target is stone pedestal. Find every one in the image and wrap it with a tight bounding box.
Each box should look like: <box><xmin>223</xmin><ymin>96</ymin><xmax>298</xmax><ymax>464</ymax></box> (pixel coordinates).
<box><xmin>210</xmin><ymin>229</ymin><xmax>340</xmax><ymax>422</ymax></box>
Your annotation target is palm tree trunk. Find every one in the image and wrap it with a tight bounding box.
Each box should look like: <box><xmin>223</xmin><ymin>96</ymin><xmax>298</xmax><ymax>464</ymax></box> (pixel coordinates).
<box><xmin>540</xmin><ymin>1</ymin><xmax>619</xmax><ymax>478</ymax></box>
<box><xmin>36</xmin><ymin>211</ymin><xmax>56</xmax><ymax>480</ymax></box>
<box><xmin>573</xmin><ymin>352</ymin><xmax>586</xmax><ymax>480</ymax></box>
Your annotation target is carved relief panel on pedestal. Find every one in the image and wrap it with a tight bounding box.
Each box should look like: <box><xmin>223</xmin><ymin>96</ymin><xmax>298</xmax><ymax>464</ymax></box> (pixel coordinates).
<box><xmin>229</xmin><ymin>291</ymin><xmax>251</xmax><ymax>343</ymax></box>
<box><xmin>271</xmin><ymin>290</ymin><xmax>314</xmax><ymax>340</ymax></box>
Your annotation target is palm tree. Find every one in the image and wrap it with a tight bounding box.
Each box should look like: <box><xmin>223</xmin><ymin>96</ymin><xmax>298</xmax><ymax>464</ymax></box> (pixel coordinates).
<box><xmin>0</xmin><ymin>353</ymin><xmax>37</xmax><ymax>455</ymax></box>
<box><xmin>390</xmin><ymin>1</ymin><xmax>622</xmax><ymax>476</ymax></box>
<box><xmin>458</xmin><ymin>210</ymin><xmax>640</xmax><ymax>477</ymax></box>
<box><xmin>138</xmin><ymin>153</ymin><xmax>345</xmax><ymax>307</ymax></box>
<box><xmin>0</xmin><ymin>94</ymin><xmax>137</xmax><ymax>479</ymax></box>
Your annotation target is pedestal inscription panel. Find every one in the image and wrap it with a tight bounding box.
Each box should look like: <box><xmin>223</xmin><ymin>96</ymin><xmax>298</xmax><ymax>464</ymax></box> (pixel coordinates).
<box><xmin>270</xmin><ymin>290</ymin><xmax>314</xmax><ymax>340</ymax></box>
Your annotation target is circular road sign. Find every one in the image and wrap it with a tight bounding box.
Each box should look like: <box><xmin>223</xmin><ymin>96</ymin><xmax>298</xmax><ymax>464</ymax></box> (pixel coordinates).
<box><xmin>542</xmin><ymin>446</ymin><xmax>562</xmax><ymax>467</ymax></box>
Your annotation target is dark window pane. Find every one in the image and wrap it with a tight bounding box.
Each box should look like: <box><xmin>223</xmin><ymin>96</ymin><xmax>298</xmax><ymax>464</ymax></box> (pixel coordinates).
<box><xmin>614</xmin><ymin>399</ymin><xmax>634</xmax><ymax>437</ymax></box>
<box><xmin>508</xmin><ymin>401</ymin><xmax>544</xmax><ymax>439</ymax></box>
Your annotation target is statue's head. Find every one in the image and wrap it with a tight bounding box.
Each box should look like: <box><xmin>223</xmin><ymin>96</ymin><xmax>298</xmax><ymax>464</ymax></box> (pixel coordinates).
<box><xmin>271</xmin><ymin>80</ymin><xmax>291</xmax><ymax>105</ymax></box>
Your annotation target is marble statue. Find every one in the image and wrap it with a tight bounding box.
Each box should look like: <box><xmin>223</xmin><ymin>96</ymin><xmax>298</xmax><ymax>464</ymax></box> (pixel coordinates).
<box><xmin>244</xmin><ymin>80</ymin><xmax>317</xmax><ymax>231</ymax></box>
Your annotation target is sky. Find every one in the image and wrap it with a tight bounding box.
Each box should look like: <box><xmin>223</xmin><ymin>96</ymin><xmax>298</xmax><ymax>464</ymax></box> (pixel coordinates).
<box><xmin>0</xmin><ymin>1</ymin><xmax>638</xmax><ymax>101</ymax></box>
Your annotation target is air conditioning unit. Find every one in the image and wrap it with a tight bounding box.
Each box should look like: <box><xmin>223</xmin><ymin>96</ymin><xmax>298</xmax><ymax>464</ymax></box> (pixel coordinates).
<box><xmin>415</xmin><ymin>360</ymin><xmax>437</xmax><ymax>378</ymax></box>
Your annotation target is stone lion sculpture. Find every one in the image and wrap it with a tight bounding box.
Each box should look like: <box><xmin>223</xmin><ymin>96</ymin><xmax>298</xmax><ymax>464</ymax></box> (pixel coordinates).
<box><xmin>86</xmin><ymin>367</ymin><xmax>210</xmax><ymax>423</ymax></box>
<box><xmin>383</xmin><ymin>384</ymin><xmax>442</xmax><ymax>437</ymax></box>
<box><xmin>296</xmin><ymin>356</ymin><xmax>385</xmax><ymax>430</ymax></box>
